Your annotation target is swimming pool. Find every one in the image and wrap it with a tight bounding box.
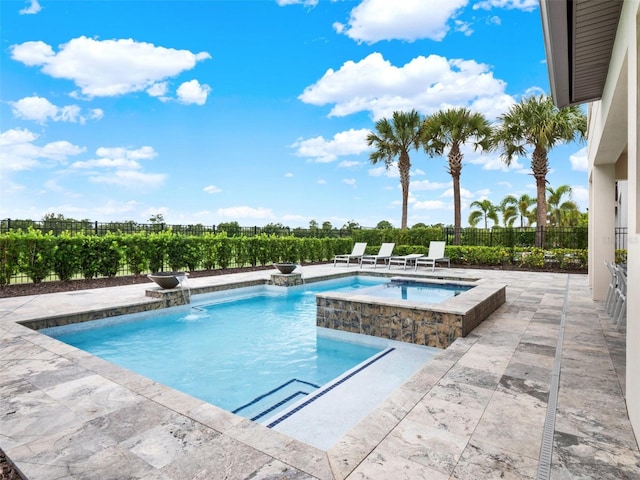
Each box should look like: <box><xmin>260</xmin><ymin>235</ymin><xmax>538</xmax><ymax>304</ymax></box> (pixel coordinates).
<box><xmin>42</xmin><ymin>276</ymin><xmax>392</xmax><ymax>421</ymax></box>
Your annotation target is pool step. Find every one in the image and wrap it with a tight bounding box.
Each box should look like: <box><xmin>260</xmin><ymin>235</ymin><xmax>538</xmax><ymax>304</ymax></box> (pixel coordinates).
<box><xmin>232</xmin><ymin>378</ymin><xmax>320</xmax><ymax>421</ymax></box>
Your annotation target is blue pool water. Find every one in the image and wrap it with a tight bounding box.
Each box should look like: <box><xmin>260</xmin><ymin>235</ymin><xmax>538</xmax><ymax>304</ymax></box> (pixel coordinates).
<box><xmin>43</xmin><ymin>276</ymin><xmax>389</xmax><ymax>420</ymax></box>
<box><xmin>357</xmin><ymin>279</ymin><xmax>472</xmax><ymax>302</ymax></box>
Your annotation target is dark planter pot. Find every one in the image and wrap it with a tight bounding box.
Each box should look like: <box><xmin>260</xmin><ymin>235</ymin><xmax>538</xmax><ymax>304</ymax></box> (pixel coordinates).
<box><xmin>274</xmin><ymin>263</ymin><xmax>298</xmax><ymax>274</ymax></box>
<box><xmin>147</xmin><ymin>272</ymin><xmax>187</xmax><ymax>289</ymax></box>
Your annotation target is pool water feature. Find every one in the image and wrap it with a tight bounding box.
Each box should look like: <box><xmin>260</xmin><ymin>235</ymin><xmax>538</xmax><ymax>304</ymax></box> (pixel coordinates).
<box><xmin>42</xmin><ymin>276</ymin><xmax>392</xmax><ymax>421</ymax></box>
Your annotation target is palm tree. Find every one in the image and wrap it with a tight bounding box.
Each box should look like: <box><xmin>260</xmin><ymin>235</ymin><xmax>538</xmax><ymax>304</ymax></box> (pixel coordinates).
<box><xmin>499</xmin><ymin>195</ymin><xmax>518</xmax><ymax>227</ymax></box>
<box><xmin>421</xmin><ymin>107</ymin><xmax>492</xmax><ymax>244</ymax></box>
<box><xmin>367</xmin><ymin>110</ymin><xmax>423</xmax><ymax>229</ymax></box>
<box><xmin>468</xmin><ymin>199</ymin><xmax>499</xmax><ymax>229</ymax></box>
<box><xmin>515</xmin><ymin>193</ymin><xmax>536</xmax><ymax>227</ymax></box>
<box><xmin>493</xmin><ymin>95</ymin><xmax>586</xmax><ymax>246</ymax></box>
<box><xmin>546</xmin><ymin>185</ymin><xmax>580</xmax><ymax>226</ymax></box>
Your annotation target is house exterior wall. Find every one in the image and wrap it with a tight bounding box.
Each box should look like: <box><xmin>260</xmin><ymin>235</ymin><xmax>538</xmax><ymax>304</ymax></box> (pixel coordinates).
<box><xmin>587</xmin><ymin>0</ymin><xmax>640</xmax><ymax>439</ymax></box>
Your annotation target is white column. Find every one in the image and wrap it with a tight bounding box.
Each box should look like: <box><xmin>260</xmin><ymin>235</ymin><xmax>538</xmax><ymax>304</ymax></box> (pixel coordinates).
<box><xmin>625</xmin><ymin>5</ymin><xmax>639</xmax><ymax>442</ymax></box>
<box><xmin>588</xmin><ymin>175</ymin><xmax>595</xmax><ymax>289</ymax></box>
<box><xmin>589</xmin><ymin>163</ymin><xmax>616</xmax><ymax>300</ymax></box>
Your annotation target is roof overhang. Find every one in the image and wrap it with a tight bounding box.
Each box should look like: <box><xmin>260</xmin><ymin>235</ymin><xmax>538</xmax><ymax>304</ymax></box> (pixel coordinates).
<box><xmin>540</xmin><ymin>0</ymin><xmax>623</xmax><ymax>108</ymax></box>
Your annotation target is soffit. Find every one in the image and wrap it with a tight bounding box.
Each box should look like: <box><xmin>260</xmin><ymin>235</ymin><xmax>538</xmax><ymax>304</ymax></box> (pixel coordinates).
<box><xmin>541</xmin><ymin>0</ymin><xmax>623</xmax><ymax>107</ymax></box>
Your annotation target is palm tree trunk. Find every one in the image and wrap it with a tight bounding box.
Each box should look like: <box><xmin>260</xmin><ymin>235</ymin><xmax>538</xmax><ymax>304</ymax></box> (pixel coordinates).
<box><xmin>448</xmin><ymin>146</ymin><xmax>463</xmax><ymax>245</ymax></box>
<box><xmin>399</xmin><ymin>150</ymin><xmax>411</xmax><ymax>229</ymax></box>
<box><xmin>532</xmin><ymin>146</ymin><xmax>549</xmax><ymax>247</ymax></box>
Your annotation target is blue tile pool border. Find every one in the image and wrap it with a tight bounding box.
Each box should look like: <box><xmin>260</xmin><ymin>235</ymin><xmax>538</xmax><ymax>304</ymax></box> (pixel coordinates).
<box><xmin>266</xmin><ymin>347</ymin><xmax>396</xmax><ymax>428</ymax></box>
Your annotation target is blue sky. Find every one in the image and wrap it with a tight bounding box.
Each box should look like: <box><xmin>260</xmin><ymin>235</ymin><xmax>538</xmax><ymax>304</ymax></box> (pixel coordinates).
<box><xmin>0</xmin><ymin>0</ymin><xmax>588</xmax><ymax>228</ymax></box>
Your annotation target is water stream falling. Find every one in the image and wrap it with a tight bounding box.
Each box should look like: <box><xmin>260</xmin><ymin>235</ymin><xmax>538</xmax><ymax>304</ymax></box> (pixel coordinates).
<box><xmin>177</xmin><ymin>273</ymin><xmax>190</xmax><ymax>304</ymax></box>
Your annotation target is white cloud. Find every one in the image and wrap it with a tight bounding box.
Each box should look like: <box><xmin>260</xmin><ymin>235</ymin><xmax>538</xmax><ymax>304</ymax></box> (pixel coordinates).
<box><xmin>335</xmin><ymin>0</ymin><xmax>467</xmax><ymax>44</ymax></box>
<box><xmin>216</xmin><ymin>206</ymin><xmax>275</xmax><ymax>219</ymax></box>
<box><xmin>571</xmin><ymin>185</ymin><xmax>589</xmax><ymax>207</ymax></box>
<box><xmin>203</xmin><ymin>185</ymin><xmax>222</xmax><ymax>194</ymax></box>
<box><xmin>90</xmin><ymin>109</ymin><xmax>104</xmax><ymax>120</ymax></box>
<box><xmin>176</xmin><ymin>79</ymin><xmax>211</xmax><ymax>105</ymax></box>
<box><xmin>292</xmin><ymin>128</ymin><xmax>371</xmax><ymax>163</ymax></box>
<box><xmin>70</xmin><ymin>146</ymin><xmax>164</xmax><ymax>190</ymax></box>
<box><xmin>90</xmin><ymin>170</ymin><xmax>166</xmax><ymax>189</ymax></box>
<box><xmin>414</xmin><ymin>199</ymin><xmax>449</xmax><ymax>210</ymax></box>
<box><xmin>338</xmin><ymin>160</ymin><xmax>363</xmax><ymax>168</ymax></box>
<box><xmin>19</xmin><ymin>0</ymin><xmax>41</xmax><ymax>15</ymax></box>
<box><xmin>343</xmin><ymin>178</ymin><xmax>357</xmax><ymax>187</ymax></box>
<box><xmin>369</xmin><ymin>164</ymin><xmax>397</xmax><ymax>178</ymax></box>
<box><xmin>285</xmin><ymin>172</ymin><xmax>294</xmax><ymax>178</ymax></box>
<box><xmin>72</xmin><ymin>147</ymin><xmax>155</xmax><ymax>169</ymax></box>
<box><xmin>569</xmin><ymin>146</ymin><xmax>588</xmax><ymax>172</ymax></box>
<box><xmin>147</xmin><ymin>82</ymin><xmax>168</xmax><ymax>97</ymax></box>
<box><xmin>469</xmin><ymin>153</ymin><xmax>524</xmax><ymax>171</ymax></box>
<box><xmin>299</xmin><ymin>52</ymin><xmax>513</xmax><ymax>120</ymax></box>
<box><xmin>10</xmin><ymin>96</ymin><xmax>102</xmax><ymax>124</ymax></box>
<box><xmin>94</xmin><ymin>200</ymin><xmax>140</xmax><ymax>216</ymax></box>
<box><xmin>10</xmin><ymin>96</ymin><xmax>56</xmax><ymax>122</ymax></box>
<box><xmin>473</xmin><ymin>0</ymin><xmax>538</xmax><ymax>12</ymax></box>
<box><xmin>441</xmin><ymin>187</ymin><xmax>473</xmax><ymax>198</ymax></box>
<box><xmin>10</xmin><ymin>36</ymin><xmax>211</xmax><ymax>98</ymax></box>
<box><xmin>317</xmin><ymin>179</ymin><xmax>326</xmax><ymax>184</ymax></box>
<box><xmin>522</xmin><ymin>86</ymin><xmax>546</xmax><ymax>98</ymax></box>
<box><xmin>0</xmin><ymin>128</ymin><xmax>85</xmax><ymax>171</ymax></box>
<box><xmin>72</xmin><ymin>157</ymin><xmax>142</xmax><ymax>170</ymax></box>
<box><xmin>412</xmin><ymin>179</ymin><xmax>451</xmax><ymax>191</ymax></box>
<box><xmin>276</xmin><ymin>0</ymin><xmax>318</xmax><ymax>6</ymax></box>
<box><xmin>454</xmin><ymin>20</ymin><xmax>473</xmax><ymax>36</ymax></box>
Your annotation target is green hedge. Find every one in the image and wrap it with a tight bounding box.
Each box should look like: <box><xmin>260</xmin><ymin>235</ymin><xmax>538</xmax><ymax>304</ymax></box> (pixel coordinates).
<box><xmin>0</xmin><ymin>229</ymin><xmax>600</xmax><ymax>286</ymax></box>
<box><xmin>0</xmin><ymin>229</ymin><xmax>353</xmax><ymax>284</ymax></box>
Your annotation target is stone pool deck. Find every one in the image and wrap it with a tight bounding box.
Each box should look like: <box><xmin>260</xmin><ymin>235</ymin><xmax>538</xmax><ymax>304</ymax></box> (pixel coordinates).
<box><xmin>0</xmin><ymin>265</ymin><xmax>638</xmax><ymax>479</ymax></box>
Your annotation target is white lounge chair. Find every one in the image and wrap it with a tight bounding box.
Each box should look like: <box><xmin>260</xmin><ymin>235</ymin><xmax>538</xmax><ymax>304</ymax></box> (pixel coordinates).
<box><xmin>387</xmin><ymin>253</ymin><xmax>424</xmax><ymax>270</ymax></box>
<box><xmin>605</xmin><ymin>260</ymin><xmax>618</xmax><ymax>314</ymax></box>
<box><xmin>613</xmin><ymin>267</ymin><xmax>627</xmax><ymax>331</ymax></box>
<box><xmin>360</xmin><ymin>243</ymin><xmax>395</xmax><ymax>269</ymax></box>
<box><xmin>414</xmin><ymin>241</ymin><xmax>450</xmax><ymax>272</ymax></box>
<box><xmin>333</xmin><ymin>242</ymin><xmax>367</xmax><ymax>267</ymax></box>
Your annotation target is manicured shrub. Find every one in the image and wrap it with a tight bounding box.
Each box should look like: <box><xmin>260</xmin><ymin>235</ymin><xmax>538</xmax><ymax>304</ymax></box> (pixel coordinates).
<box><xmin>53</xmin><ymin>232</ymin><xmax>82</xmax><ymax>281</ymax></box>
<box><xmin>520</xmin><ymin>247</ymin><xmax>545</xmax><ymax>268</ymax></box>
<box><xmin>167</xmin><ymin>234</ymin><xmax>190</xmax><ymax>272</ymax></box>
<box><xmin>147</xmin><ymin>231</ymin><xmax>170</xmax><ymax>273</ymax></box>
<box><xmin>95</xmin><ymin>234</ymin><xmax>123</xmax><ymax>277</ymax></box>
<box><xmin>78</xmin><ymin>236</ymin><xmax>101</xmax><ymax>279</ymax></box>
<box><xmin>0</xmin><ymin>231</ymin><xmax>21</xmax><ymax>285</ymax></box>
<box><xmin>122</xmin><ymin>232</ymin><xmax>149</xmax><ymax>275</ymax></box>
<box><xmin>19</xmin><ymin>228</ymin><xmax>55</xmax><ymax>283</ymax></box>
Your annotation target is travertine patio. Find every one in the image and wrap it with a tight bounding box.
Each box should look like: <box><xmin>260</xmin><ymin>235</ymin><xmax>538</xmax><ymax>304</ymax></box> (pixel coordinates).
<box><xmin>0</xmin><ymin>266</ymin><xmax>638</xmax><ymax>479</ymax></box>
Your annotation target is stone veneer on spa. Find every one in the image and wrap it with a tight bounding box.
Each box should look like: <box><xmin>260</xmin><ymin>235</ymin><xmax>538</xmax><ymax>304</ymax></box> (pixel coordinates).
<box><xmin>315</xmin><ymin>279</ymin><xmax>506</xmax><ymax>349</ymax></box>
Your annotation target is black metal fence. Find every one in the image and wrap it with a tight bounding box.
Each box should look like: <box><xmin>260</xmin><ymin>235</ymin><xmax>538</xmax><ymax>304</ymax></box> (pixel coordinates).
<box><xmin>442</xmin><ymin>226</ymin><xmax>589</xmax><ymax>249</ymax></box>
<box><xmin>3</xmin><ymin>218</ymin><xmax>629</xmax><ymax>250</ymax></box>
<box><xmin>0</xmin><ymin>218</ymin><xmax>354</xmax><ymax>238</ymax></box>
<box><xmin>616</xmin><ymin>227</ymin><xmax>628</xmax><ymax>250</ymax></box>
